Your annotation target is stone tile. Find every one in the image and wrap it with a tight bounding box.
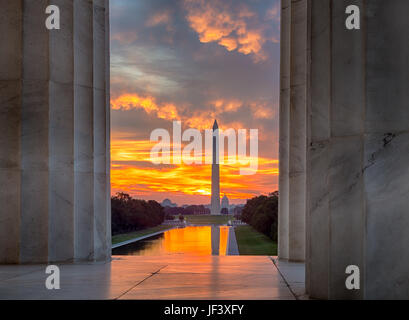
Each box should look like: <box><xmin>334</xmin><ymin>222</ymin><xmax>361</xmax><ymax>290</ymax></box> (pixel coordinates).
<box><xmin>0</xmin><ymin>255</ymin><xmax>302</xmax><ymax>300</ymax></box>
<box><xmin>0</xmin><ymin>260</ymin><xmax>163</xmax><ymax>300</ymax></box>
<box><xmin>0</xmin><ymin>265</ymin><xmax>44</xmax><ymax>282</ymax></box>
<box><xmin>120</xmin><ymin>273</ymin><xmax>292</xmax><ymax>300</ymax></box>
<box><xmin>273</xmin><ymin>259</ymin><xmax>306</xmax><ymax>299</ymax></box>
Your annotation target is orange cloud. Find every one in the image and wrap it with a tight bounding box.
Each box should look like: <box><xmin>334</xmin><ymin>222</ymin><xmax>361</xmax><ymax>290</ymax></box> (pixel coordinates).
<box><xmin>111</xmin><ymin>93</ymin><xmax>210</xmax><ymax>128</ymax></box>
<box><xmin>211</xmin><ymin>99</ymin><xmax>242</xmax><ymax>112</ymax></box>
<box><xmin>111</xmin><ymin>136</ymin><xmax>279</xmax><ymax>204</ymax></box>
<box><xmin>111</xmin><ymin>93</ymin><xmax>180</xmax><ymax>121</ymax></box>
<box><xmin>183</xmin><ymin>0</ymin><xmax>274</xmax><ymax>62</ymax></box>
<box><xmin>218</xmin><ymin>37</ymin><xmax>238</xmax><ymax>51</ymax></box>
<box><xmin>111</xmin><ymin>93</ymin><xmax>275</xmax><ymax>132</ymax></box>
<box><xmin>213</xmin><ymin>99</ymin><xmax>275</xmax><ymax>119</ymax></box>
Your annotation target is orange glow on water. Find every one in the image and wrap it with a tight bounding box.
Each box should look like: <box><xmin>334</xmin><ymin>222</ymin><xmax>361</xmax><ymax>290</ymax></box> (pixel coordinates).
<box><xmin>219</xmin><ymin>226</ymin><xmax>229</xmax><ymax>256</ymax></box>
<box><xmin>164</xmin><ymin>226</ymin><xmax>212</xmax><ymax>255</ymax></box>
<box><xmin>112</xmin><ymin>226</ymin><xmax>232</xmax><ymax>256</ymax></box>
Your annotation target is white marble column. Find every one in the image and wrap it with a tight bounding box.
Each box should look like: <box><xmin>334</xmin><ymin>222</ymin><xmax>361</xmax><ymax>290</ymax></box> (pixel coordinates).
<box><xmin>21</xmin><ymin>0</ymin><xmax>50</xmax><ymax>263</ymax></box>
<box><xmin>74</xmin><ymin>0</ymin><xmax>95</xmax><ymax>261</ymax></box>
<box><xmin>278</xmin><ymin>0</ymin><xmax>291</xmax><ymax>261</ymax></box>
<box><xmin>48</xmin><ymin>0</ymin><xmax>75</xmax><ymax>262</ymax></box>
<box><xmin>0</xmin><ymin>0</ymin><xmax>110</xmax><ymax>264</ymax></box>
<box><xmin>307</xmin><ymin>0</ymin><xmax>366</xmax><ymax>299</ymax></box>
<box><xmin>278</xmin><ymin>0</ymin><xmax>307</xmax><ymax>262</ymax></box>
<box><xmin>0</xmin><ymin>0</ymin><xmax>22</xmax><ymax>264</ymax></box>
<box><xmin>306</xmin><ymin>0</ymin><xmax>331</xmax><ymax>300</ymax></box>
<box><xmin>302</xmin><ymin>0</ymin><xmax>409</xmax><ymax>299</ymax></box>
<box><xmin>93</xmin><ymin>0</ymin><xmax>110</xmax><ymax>261</ymax></box>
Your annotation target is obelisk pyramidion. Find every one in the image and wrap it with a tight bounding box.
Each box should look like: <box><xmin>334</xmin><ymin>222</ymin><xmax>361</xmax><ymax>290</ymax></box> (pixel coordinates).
<box><xmin>211</xmin><ymin>120</ymin><xmax>221</xmax><ymax>215</ymax></box>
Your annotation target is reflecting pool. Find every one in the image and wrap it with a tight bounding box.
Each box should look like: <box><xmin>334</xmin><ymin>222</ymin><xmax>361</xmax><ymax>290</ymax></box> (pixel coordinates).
<box><xmin>112</xmin><ymin>226</ymin><xmax>231</xmax><ymax>256</ymax></box>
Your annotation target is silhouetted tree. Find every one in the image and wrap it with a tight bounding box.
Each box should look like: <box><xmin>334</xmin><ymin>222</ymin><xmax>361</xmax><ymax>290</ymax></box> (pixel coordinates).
<box><xmin>241</xmin><ymin>192</ymin><xmax>278</xmax><ymax>241</ymax></box>
<box><xmin>111</xmin><ymin>193</ymin><xmax>165</xmax><ymax>235</ymax></box>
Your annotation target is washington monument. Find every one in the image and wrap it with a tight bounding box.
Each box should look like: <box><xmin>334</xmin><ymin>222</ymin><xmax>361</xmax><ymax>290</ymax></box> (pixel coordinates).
<box><xmin>210</xmin><ymin>120</ymin><xmax>221</xmax><ymax>215</ymax></box>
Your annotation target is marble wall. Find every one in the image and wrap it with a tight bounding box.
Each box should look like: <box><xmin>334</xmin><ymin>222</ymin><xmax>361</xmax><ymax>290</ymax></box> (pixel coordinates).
<box><xmin>280</xmin><ymin>0</ymin><xmax>409</xmax><ymax>299</ymax></box>
<box><xmin>0</xmin><ymin>0</ymin><xmax>110</xmax><ymax>263</ymax></box>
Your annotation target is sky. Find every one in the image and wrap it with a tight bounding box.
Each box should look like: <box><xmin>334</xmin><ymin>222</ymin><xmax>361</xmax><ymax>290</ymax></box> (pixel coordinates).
<box><xmin>110</xmin><ymin>0</ymin><xmax>280</xmax><ymax>205</ymax></box>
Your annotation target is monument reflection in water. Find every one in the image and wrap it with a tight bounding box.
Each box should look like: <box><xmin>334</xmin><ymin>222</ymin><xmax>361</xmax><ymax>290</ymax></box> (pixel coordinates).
<box><xmin>112</xmin><ymin>226</ymin><xmax>230</xmax><ymax>256</ymax></box>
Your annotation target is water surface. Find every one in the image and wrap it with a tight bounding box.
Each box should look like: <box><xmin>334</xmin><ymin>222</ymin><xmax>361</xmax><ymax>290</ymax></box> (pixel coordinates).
<box><xmin>112</xmin><ymin>226</ymin><xmax>230</xmax><ymax>256</ymax></box>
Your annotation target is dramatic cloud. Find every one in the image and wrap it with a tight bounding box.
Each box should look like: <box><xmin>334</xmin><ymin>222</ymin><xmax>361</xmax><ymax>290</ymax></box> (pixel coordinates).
<box><xmin>111</xmin><ymin>93</ymin><xmax>275</xmax><ymax>130</ymax></box>
<box><xmin>183</xmin><ymin>0</ymin><xmax>279</xmax><ymax>62</ymax></box>
<box><xmin>111</xmin><ymin>93</ymin><xmax>180</xmax><ymax>121</ymax></box>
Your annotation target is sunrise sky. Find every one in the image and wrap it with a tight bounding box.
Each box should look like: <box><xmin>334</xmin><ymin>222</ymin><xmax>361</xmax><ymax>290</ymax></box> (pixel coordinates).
<box><xmin>110</xmin><ymin>0</ymin><xmax>280</xmax><ymax>205</ymax></box>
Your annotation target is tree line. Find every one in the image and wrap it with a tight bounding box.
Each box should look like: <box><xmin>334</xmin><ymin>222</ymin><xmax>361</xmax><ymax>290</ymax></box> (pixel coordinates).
<box><xmin>240</xmin><ymin>191</ymin><xmax>278</xmax><ymax>241</ymax></box>
<box><xmin>111</xmin><ymin>193</ymin><xmax>165</xmax><ymax>235</ymax></box>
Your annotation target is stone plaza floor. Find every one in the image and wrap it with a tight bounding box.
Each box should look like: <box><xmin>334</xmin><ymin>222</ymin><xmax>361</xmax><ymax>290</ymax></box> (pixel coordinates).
<box><xmin>0</xmin><ymin>255</ymin><xmax>305</xmax><ymax>300</ymax></box>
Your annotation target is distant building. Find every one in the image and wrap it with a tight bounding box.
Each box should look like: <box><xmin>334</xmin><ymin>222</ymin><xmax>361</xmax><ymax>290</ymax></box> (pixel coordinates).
<box><xmin>221</xmin><ymin>194</ymin><xmax>229</xmax><ymax>213</ymax></box>
<box><xmin>161</xmin><ymin>198</ymin><xmax>177</xmax><ymax>207</ymax></box>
